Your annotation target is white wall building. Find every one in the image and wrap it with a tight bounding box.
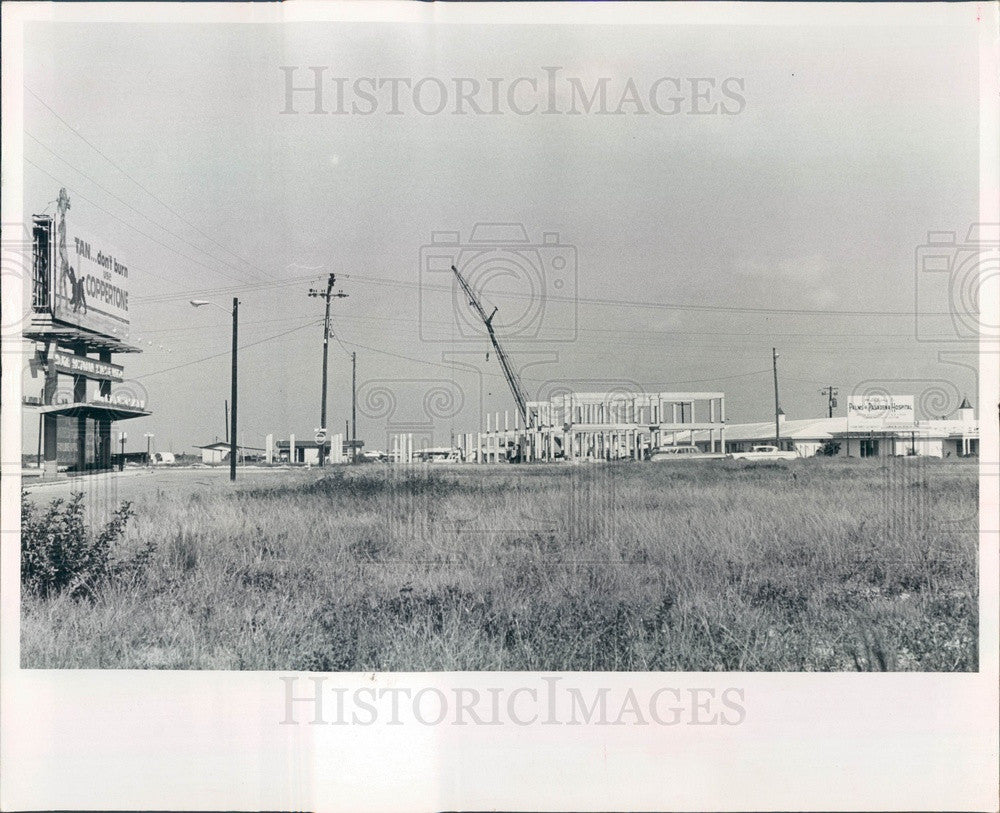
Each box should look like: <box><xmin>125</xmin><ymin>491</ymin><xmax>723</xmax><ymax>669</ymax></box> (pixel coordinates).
<box><xmin>714</xmin><ymin>397</ymin><xmax>979</xmax><ymax>458</ymax></box>
<box><xmin>195</xmin><ymin>442</ymin><xmax>266</xmax><ymax>464</ymax></box>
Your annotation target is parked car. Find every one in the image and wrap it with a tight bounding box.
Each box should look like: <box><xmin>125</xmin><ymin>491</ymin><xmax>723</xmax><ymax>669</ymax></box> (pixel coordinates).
<box><xmin>729</xmin><ymin>444</ymin><xmax>799</xmax><ymax>461</ymax></box>
<box><xmin>649</xmin><ymin>445</ymin><xmax>725</xmax><ymax>461</ymax></box>
<box><xmin>414</xmin><ymin>447</ymin><xmax>461</xmax><ymax>463</ymax></box>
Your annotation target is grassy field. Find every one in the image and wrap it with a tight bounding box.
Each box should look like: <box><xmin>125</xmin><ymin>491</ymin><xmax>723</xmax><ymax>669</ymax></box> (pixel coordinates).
<box><xmin>21</xmin><ymin>458</ymin><xmax>978</xmax><ymax>671</ymax></box>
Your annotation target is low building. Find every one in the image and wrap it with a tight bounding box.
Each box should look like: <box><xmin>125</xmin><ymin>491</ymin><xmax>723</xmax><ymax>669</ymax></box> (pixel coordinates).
<box><xmin>196</xmin><ymin>442</ymin><xmax>266</xmax><ymax>464</ymax></box>
<box><xmin>713</xmin><ymin>399</ymin><xmax>979</xmax><ymax>458</ymax></box>
<box><xmin>273</xmin><ymin>434</ymin><xmax>349</xmax><ymax>465</ymax></box>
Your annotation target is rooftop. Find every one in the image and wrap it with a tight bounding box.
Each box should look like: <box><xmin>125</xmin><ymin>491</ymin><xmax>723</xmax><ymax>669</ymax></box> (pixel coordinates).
<box><xmin>24</xmin><ymin>316</ymin><xmax>142</xmax><ymax>354</ymax></box>
<box><xmin>196</xmin><ymin>442</ymin><xmax>265</xmax><ymax>451</ymax></box>
<box><xmin>37</xmin><ymin>401</ymin><xmax>151</xmax><ymax>421</ymax></box>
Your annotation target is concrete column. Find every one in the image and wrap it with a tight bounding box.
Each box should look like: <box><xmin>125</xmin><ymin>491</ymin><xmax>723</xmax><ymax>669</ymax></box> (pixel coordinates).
<box><xmin>41</xmin><ymin>343</ymin><xmax>61</xmax><ymax>478</ymax></box>
<box><xmin>73</xmin><ymin>358</ymin><xmax>87</xmax><ymax>473</ymax></box>
<box><xmin>289</xmin><ymin>433</ymin><xmax>296</xmax><ymax>464</ymax></box>
<box><xmin>265</xmin><ymin>433</ymin><xmax>274</xmax><ymax>463</ymax></box>
<box><xmin>43</xmin><ymin>413</ymin><xmax>59</xmax><ymax>478</ymax></box>
<box><xmin>97</xmin><ymin>349</ymin><xmax>112</xmax><ymax>470</ymax></box>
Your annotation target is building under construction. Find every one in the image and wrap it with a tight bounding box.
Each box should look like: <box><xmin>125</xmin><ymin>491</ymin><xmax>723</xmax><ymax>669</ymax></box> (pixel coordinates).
<box><xmin>454</xmin><ymin>390</ymin><xmax>726</xmax><ymax>463</ymax></box>
<box><xmin>440</xmin><ymin>262</ymin><xmax>727</xmax><ymax>463</ymax></box>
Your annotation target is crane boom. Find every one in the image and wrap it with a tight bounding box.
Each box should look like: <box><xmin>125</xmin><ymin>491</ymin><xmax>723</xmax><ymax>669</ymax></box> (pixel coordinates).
<box><xmin>450</xmin><ymin>265</ymin><xmax>530</xmax><ymax>427</ymax></box>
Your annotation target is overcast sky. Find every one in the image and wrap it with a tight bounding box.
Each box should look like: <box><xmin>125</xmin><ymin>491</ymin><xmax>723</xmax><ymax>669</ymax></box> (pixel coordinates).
<box><xmin>19</xmin><ymin>17</ymin><xmax>982</xmax><ymax>453</ymax></box>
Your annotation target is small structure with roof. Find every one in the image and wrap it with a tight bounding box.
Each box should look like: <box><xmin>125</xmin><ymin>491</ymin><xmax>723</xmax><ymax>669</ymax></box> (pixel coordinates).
<box><xmin>195</xmin><ymin>442</ymin><xmax>266</xmax><ymax>465</ymax></box>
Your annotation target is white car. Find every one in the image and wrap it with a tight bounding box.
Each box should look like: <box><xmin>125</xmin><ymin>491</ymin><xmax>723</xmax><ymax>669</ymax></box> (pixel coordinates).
<box><xmin>729</xmin><ymin>444</ymin><xmax>799</xmax><ymax>461</ymax></box>
<box><xmin>414</xmin><ymin>447</ymin><xmax>461</xmax><ymax>463</ymax></box>
<box><xmin>649</xmin><ymin>445</ymin><xmax>726</xmax><ymax>462</ymax></box>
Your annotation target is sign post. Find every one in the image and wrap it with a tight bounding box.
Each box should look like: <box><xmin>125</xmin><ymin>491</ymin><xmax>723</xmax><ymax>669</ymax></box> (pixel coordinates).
<box><xmin>315</xmin><ymin>428</ymin><xmax>328</xmax><ymax>466</ymax></box>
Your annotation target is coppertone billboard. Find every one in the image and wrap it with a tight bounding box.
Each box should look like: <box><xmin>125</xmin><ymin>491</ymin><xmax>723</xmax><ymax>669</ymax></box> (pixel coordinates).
<box><xmin>47</xmin><ymin>190</ymin><xmax>131</xmax><ymax>339</ymax></box>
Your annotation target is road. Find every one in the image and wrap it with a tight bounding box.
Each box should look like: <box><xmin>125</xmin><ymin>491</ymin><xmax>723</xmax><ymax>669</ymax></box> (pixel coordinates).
<box><xmin>20</xmin><ymin>465</ymin><xmax>316</xmax><ymax>505</ymax></box>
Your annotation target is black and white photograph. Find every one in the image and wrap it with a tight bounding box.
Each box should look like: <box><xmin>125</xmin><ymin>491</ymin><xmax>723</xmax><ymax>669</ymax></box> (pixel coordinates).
<box><xmin>1</xmin><ymin>1</ymin><xmax>997</xmax><ymax>810</ymax></box>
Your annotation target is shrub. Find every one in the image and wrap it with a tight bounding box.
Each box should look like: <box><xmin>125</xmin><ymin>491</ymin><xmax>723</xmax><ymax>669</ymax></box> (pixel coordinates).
<box><xmin>818</xmin><ymin>440</ymin><xmax>841</xmax><ymax>456</ymax></box>
<box><xmin>21</xmin><ymin>490</ymin><xmax>147</xmax><ymax>599</ymax></box>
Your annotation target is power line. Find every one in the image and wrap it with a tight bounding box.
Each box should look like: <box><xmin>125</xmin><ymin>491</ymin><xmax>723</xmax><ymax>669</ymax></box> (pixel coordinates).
<box><xmin>132</xmin><ymin>273</ymin><xmax>320</xmax><ymax>306</ymax></box>
<box><xmin>24</xmin><ymin>85</ymin><xmax>269</xmax><ymax>281</ymax></box>
<box><xmin>346</xmin><ymin>270</ymin><xmax>951</xmax><ymax>317</ymax></box>
<box><xmin>135</xmin><ymin>313</ymin><xmax>321</xmax><ymax>335</ymax></box>
<box><xmin>328</xmin><ymin>325</ymin><xmax>354</xmax><ymax>358</ymax></box>
<box><xmin>26</xmin><ymin>130</ymin><xmax>268</xmax><ymax>283</ymax></box>
<box><xmin>24</xmin><ymin>157</ymin><xmax>248</xmax><ymax>286</ymax></box>
<box><xmin>130</xmin><ymin>319</ymin><xmax>322</xmax><ymax>382</ymax></box>
<box><xmin>329</xmin><ymin>333</ymin><xmax>776</xmax><ymax>389</ymax></box>
<box><xmin>22</xmin><ymin>85</ymin><xmax>950</xmax><ymax>320</ymax></box>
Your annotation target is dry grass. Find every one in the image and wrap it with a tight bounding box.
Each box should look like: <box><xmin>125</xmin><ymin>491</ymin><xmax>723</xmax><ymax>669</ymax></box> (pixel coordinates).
<box><xmin>21</xmin><ymin>458</ymin><xmax>978</xmax><ymax>671</ymax></box>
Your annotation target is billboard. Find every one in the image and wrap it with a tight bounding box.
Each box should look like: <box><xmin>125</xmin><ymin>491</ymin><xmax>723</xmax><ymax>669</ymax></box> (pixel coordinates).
<box><xmin>47</xmin><ymin>191</ymin><xmax>131</xmax><ymax>339</ymax></box>
<box><xmin>847</xmin><ymin>395</ymin><xmax>916</xmax><ymax>431</ymax></box>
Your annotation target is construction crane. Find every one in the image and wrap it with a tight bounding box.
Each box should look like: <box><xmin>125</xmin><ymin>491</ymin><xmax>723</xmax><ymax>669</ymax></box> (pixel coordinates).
<box><xmin>450</xmin><ymin>264</ymin><xmax>531</xmax><ymax>428</ymax></box>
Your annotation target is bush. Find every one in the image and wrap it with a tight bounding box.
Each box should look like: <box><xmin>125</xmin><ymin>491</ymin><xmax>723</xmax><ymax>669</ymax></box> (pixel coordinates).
<box><xmin>21</xmin><ymin>491</ymin><xmax>148</xmax><ymax>599</ymax></box>
<box><xmin>818</xmin><ymin>440</ymin><xmax>841</xmax><ymax>456</ymax></box>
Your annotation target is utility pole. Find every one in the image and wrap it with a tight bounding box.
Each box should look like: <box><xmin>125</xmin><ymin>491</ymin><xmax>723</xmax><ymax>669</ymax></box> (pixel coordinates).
<box><xmin>820</xmin><ymin>385</ymin><xmax>838</xmax><ymax>418</ymax></box>
<box><xmin>230</xmin><ymin>297</ymin><xmax>238</xmax><ymax>482</ymax></box>
<box><xmin>351</xmin><ymin>351</ymin><xmax>357</xmax><ymax>463</ymax></box>
<box><xmin>772</xmin><ymin>347</ymin><xmax>781</xmax><ymax>448</ymax></box>
<box><xmin>224</xmin><ymin>400</ymin><xmax>229</xmax><ymax>444</ymax></box>
<box><xmin>309</xmin><ymin>273</ymin><xmax>348</xmax><ymax>466</ymax></box>
<box><xmin>189</xmin><ymin>298</ymin><xmax>239</xmax><ymax>481</ymax></box>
